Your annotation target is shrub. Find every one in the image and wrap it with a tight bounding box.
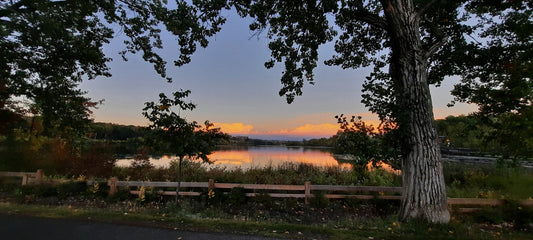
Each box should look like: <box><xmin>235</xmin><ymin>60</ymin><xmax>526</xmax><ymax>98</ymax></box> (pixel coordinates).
<box><xmin>254</xmin><ymin>191</ymin><xmax>273</xmax><ymax>208</ymax></box>
<box><xmin>107</xmin><ymin>188</ymin><xmax>133</xmax><ymax>202</ymax></box>
<box><xmin>57</xmin><ymin>181</ymin><xmax>87</xmax><ymax>199</ymax></box>
<box><xmin>228</xmin><ymin>187</ymin><xmax>247</xmax><ymax>205</ymax></box>
<box><xmin>309</xmin><ymin>191</ymin><xmax>329</xmax><ymax>209</ymax></box>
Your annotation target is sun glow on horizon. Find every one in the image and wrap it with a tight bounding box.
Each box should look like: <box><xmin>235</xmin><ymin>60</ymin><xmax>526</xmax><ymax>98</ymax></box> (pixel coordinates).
<box><xmin>214</xmin><ymin>122</ymin><xmax>341</xmax><ymax>138</ymax></box>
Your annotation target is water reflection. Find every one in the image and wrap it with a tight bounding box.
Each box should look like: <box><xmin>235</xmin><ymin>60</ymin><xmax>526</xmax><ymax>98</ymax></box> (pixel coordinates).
<box><xmin>116</xmin><ymin>146</ymin><xmax>351</xmax><ymax>169</ymax></box>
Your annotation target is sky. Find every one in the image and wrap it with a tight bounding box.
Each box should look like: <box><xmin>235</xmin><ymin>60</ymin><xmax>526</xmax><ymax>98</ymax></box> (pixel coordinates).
<box><xmin>80</xmin><ymin>11</ymin><xmax>477</xmax><ymax>140</ymax></box>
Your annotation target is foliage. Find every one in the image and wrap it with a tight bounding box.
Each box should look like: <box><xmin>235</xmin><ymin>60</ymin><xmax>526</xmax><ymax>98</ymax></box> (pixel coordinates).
<box><xmin>87</xmin><ymin>122</ymin><xmax>147</xmax><ymax>141</ymax></box>
<box><xmin>309</xmin><ymin>191</ymin><xmax>330</xmax><ymax>209</ymax></box>
<box><xmin>142</xmin><ymin>90</ymin><xmax>229</xmax><ymax>163</ymax></box>
<box><xmin>142</xmin><ymin>90</ymin><xmax>229</xmax><ymax>197</ymax></box>
<box><xmin>1</xmin><ymin>0</ymin><xmax>229</xmax><ymax>134</ymax></box>
<box><xmin>435</xmin><ymin>115</ymin><xmax>486</xmax><ymax>149</ymax></box>
<box><xmin>227</xmin><ymin>187</ymin><xmax>247</xmax><ymax>205</ymax></box>
<box><xmin>444</xmin><ymin>162</ymin><xmax>533</xmax><ymax>200</ymax></box>
<box><xmin>435</xmin><ymin>114</ymin><xmax>533</xmax><ymax>160</ymax></box>
<box><xmin>333</xmin><ymin>115</ymin><xmax>402</xmax><ymax>171</ymax></box>
<box><xmin>130</xmin><ymin>149</ymin><xmax>154</xmax><ymax>181</ymax></box>
<box><xmin>73</xmin><ymin>143</ymin><xmax>116</xmax><ymax>178</ymax></box>
<box><xmin>112</xmin><ymin>160</ymin><xmax>401</xmax><ymax>188</ymax></box>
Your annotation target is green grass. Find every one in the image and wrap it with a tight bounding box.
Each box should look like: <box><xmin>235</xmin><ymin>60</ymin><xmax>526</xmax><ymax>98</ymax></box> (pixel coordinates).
<box><xmin>444</xmin><ymin>163</ymin><xmax>533</xmax><ymax>199</ymax></box>
<box><xmin>1</xmin><ymin>202</ymin><xmax>531</xmax><ymax>240</ymax></box>
<box><xmin>112</xmin><ymin>160</ymin><xmax>403</xmax><ymax>186</ymax></box>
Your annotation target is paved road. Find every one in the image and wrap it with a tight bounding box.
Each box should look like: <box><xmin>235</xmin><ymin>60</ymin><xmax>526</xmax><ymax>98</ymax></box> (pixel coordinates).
<box><xmin>0</xmin><ymin>214</ymin><xmax>278</xmax><ymax>240</ymax></box>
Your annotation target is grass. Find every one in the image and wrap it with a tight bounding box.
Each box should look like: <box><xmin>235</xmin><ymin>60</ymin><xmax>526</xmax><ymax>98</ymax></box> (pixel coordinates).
<box><xmin>1</xmin><ymin>201</ymin><xmax>531</xmax><ymax>240</ymax></box>
<box><xmin>444</xmin><ymin>162</ymin><xmax>533</xmax><ymax>199</ymax></box>
<box><xmin>112</xmin><ymin>160</ymin><xmax>403</xmax><ymax>186</ymax></box>
<box><xmin>1</xmin><ymin>162</ymin><xmax>533</xmax><ymax>239</ymax></box>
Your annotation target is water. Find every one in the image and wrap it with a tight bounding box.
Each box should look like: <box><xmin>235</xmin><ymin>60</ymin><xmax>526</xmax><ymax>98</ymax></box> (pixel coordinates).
<box><xmin>115</xmin><ymin>145</ymin><xmax>351</xmax><ymax>169</ymax></box>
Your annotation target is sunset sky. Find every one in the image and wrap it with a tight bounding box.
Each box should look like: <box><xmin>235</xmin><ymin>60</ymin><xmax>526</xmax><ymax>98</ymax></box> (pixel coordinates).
<box><xmin>80</xmin><ymin>11</ymin><xmax>477</xmax><ymax>140</ymax></box>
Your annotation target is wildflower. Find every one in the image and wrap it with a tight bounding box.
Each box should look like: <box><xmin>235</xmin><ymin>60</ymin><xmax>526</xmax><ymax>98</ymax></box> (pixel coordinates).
<box><xmin>392</xmin><ymin>222</ymin><xmax>397</xmax><ymax>226</ymax></box>
<box><xmin>208</xmin><ymin>189</ymin><xmax>215</xmax><ymax>199</ymax></box>
<box><xmin>518</xmin><ymin>206</ymin><xmax>523</xmax><ymax>210</ymax></box>
<box><xmin>139</xmin><ymin>186</ymin><xmax>146</xmax><ymax>202</ymax></box>
<box><xmin>387</xmin><ymin>227</ymin><xmax>392</xmax><ymax>231</ymax></box>
<box><xmin>91</xmin><ymin>183</ymin><xmax>100</xmax><ymax>194</ymax></box>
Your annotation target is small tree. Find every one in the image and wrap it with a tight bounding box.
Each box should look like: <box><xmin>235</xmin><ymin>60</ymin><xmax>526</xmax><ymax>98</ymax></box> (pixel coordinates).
<box><xmin>142</xmin><ymin>90</ymin><xmax>229</xmax><ymax>200</ymax></box>
<box><xmin>333</xmin><ymin>115</ymin><xmax>402</xmax><ymax>178</ymax></box>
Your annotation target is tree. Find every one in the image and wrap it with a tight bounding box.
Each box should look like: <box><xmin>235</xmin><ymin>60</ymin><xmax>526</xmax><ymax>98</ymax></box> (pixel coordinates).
<box><xmin>441</xmin><ymin>1</ymin><xmax>533</xmax><ymax>163</ymax></box>
<box><xmin>222</xmin><ymin>0</ymin><xmax>532</xmax><ymax>223</ymax></box>
<box><xmin>1</xmin><ymin>0</ymin><xmax>227</xmax><ymax>137</ymax></box>
<box><xmin>142</xmin><ymin>90</ymin><xmax>229</xmax><ymax>199</ymax></box>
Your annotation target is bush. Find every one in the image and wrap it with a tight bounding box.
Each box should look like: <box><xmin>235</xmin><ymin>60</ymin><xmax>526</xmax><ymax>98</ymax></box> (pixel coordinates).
<box><xmin>228</xmin><ymin>187</ymin><xmax>247</xmax><ymax>205</ymax></box>
<box><xmin>107</xmin><ymin>188</ymin><xmax>133</xmax><ymax>202</ymax></box>
<box><xmin>254</xmin><ymin>191</ymin><xmax>273</xmax><ymax>208</ymax></box>
<box><xmin>57</xmin><ymin>181</ymin><xmax>87</xmax><ymax>199</ymax></box>
<box><xmin>309</xmin><ymin>191</ymin><xmax>329</xmax><ymax>209</ymax></box>
<box><xmin>474</xmin><ymin>207</ymin><xmax>504</xmax><ymax>224</ymax></box>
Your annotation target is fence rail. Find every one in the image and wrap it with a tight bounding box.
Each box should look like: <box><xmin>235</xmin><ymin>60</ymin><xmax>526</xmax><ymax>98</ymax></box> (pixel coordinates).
<box><xmin>0</xmin><ymin>170</ymin><xmax>44</xmax><ymax>185</ymax></box>
<box><xmin>2</xmin><ymin>171</ymin><xmax>533</xmax><ymax>210</ymax></box>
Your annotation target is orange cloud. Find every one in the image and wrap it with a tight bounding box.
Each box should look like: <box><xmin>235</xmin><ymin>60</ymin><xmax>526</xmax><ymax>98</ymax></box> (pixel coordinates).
<box><xmin>213</xmin><ymin>122</ymin><xmax>256</xmax><ymax>135</ymax></box>
<box><xmin>265</xmin><ymin>123</ymin><xmax>340</xmax><ymax>137</ymax></box>
<box><xmin>290</xmin><ymin>123</ymin><xmax>340</xmax><ymax>136</ymax></box>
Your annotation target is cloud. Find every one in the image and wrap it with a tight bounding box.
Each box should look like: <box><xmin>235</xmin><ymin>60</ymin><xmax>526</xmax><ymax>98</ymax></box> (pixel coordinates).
<box><xmin>213</xmin><ymin>122</ymin><xmax>256</xmax><ymax>135</ymax></box>
<box><xmin>267</xmin><ymin>123</ymin><xmax>340</xmax><ymax>137</ymax></box>
<box><xmin>290</xmin><ymin>123</ymin><xmax>340</xmax><ymax>136</ymax></box>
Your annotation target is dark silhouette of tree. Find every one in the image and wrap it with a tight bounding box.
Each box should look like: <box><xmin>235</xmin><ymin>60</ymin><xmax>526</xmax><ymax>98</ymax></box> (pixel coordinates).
<box><xmin>142</xmin><ymin>90</ymin><xmax>229</xmax><ymax>199</ymax></box>
<box><xmin>225</xmin><ymin>0</ymin><xmax>532</xmax><ymax>223</ymax></box>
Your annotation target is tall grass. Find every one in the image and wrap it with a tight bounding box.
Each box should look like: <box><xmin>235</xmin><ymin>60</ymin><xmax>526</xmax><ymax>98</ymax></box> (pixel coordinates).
<box><xmin>112</xmin><ymin>160</ymin><xmax>402</xmax><ymax>186</ymax></box>
<box><xmin>443</xmin><ymin>162</ymin><xmax>533</xmax><ymax>199</ymax></box>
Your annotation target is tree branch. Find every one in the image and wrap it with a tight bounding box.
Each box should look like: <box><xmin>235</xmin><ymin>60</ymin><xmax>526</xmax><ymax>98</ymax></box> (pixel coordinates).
<box><xmin>350</xmin><ymin>0</ymin><xmax>388</xmax><ymax>30</ymax></box>
<box><xmin>353</xmin><ymin>9</ymin><xmax>388</xmax><ymax>30</ymax></box>
<box><xmin>424</xmin><ymin>35</ymin><xmax>448</xmax><ymax>60</ymax></box>
<box><xmin>415</xmin><ymin>0</ymin><xmax>438</xmax><ymax>21</ymax></box>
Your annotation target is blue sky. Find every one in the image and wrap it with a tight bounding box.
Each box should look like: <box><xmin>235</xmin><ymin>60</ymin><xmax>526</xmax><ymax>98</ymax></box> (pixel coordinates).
<box><xmin>80</xmin><ymin>11</ymin><xmax>476</xmax><ymax>139</ymax></box>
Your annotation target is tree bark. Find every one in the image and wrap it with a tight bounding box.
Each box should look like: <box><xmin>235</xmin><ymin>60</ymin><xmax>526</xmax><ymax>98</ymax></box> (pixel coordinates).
<box><xmin>382</xmin><ymin>0</ymin><xmax>450</xmax><ymax>223</ymax></box>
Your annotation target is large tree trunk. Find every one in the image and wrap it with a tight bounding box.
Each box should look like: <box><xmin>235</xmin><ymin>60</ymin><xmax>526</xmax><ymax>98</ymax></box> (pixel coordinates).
<box><xmin>382</xmin><ymin>0</ymin><xmax>450</xmax><ymax>223</ymax></box>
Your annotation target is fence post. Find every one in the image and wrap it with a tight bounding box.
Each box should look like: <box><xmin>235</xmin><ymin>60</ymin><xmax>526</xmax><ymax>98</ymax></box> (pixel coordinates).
<box><xmin>208</xmin><ymin>179</ymin><xmax>215</xmax><ymax>193</ymax></box>
<box><xmin>304</xmin><ymin>181</ymin><xmax>311</xmax><ymax>205</ymax></box>
<box><xmin>108</xmin><ymin>177</ymin><xmax>118</xmax><ymax>195</ymax></box>
<box><xmin>36</xmin><ymin>169</ymin><xmax>44</xmax><ymax>183</ymax></box>
<box><xmin>21</xmin><ymin>174</ymin><xmax>28</xmax><ymax>185</ymax></box>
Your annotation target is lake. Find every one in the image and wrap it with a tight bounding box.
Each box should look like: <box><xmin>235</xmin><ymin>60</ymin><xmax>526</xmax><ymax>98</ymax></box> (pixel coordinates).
<box><xmin>115</xmin><ymin>145</ymin><xmax>352</xmax><ymax>169</ymax></box>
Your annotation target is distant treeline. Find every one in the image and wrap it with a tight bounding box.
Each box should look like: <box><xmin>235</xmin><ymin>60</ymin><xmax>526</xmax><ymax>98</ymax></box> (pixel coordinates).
<box><xmin>86</xmin><ymin>123</ymin><xmax>334</xmax><ymax>150</ymax></box>
<box><xmin>88</xmin><ymin>122</ymin><xmax>148</xmax><ymax>140</ymax></box>
<box><xmin>88</xmin><ymin>114</ymin><xmax>525</xmax><ymax>156</ymax></box>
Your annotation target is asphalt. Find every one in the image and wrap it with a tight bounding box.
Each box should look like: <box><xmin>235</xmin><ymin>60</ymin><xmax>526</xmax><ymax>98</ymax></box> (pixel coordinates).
<box><xmin>0</xmin><ymin>214</ymin><xmax>279</xmax><ymax>240</ymax></box>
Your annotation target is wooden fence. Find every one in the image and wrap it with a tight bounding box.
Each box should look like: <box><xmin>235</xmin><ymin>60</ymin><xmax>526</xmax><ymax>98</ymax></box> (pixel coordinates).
<box><xmin>0</xmin><ymin>170</ymin><xmax>44</xmax><ymax>185</ymax></box>
<box><xmin>107</xmin><ymin>178</ymin><xmax>403</xmax><ymax>204</ymax></box>
<box><xmin>2</xmin><ymin>170</ymin><xmax>533</xmax><ymax>210</ymax></box>
<box><xmin>108</xmin><ymin>178</ymin><xmax>533</xmax><ymax>209</ymax></box>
